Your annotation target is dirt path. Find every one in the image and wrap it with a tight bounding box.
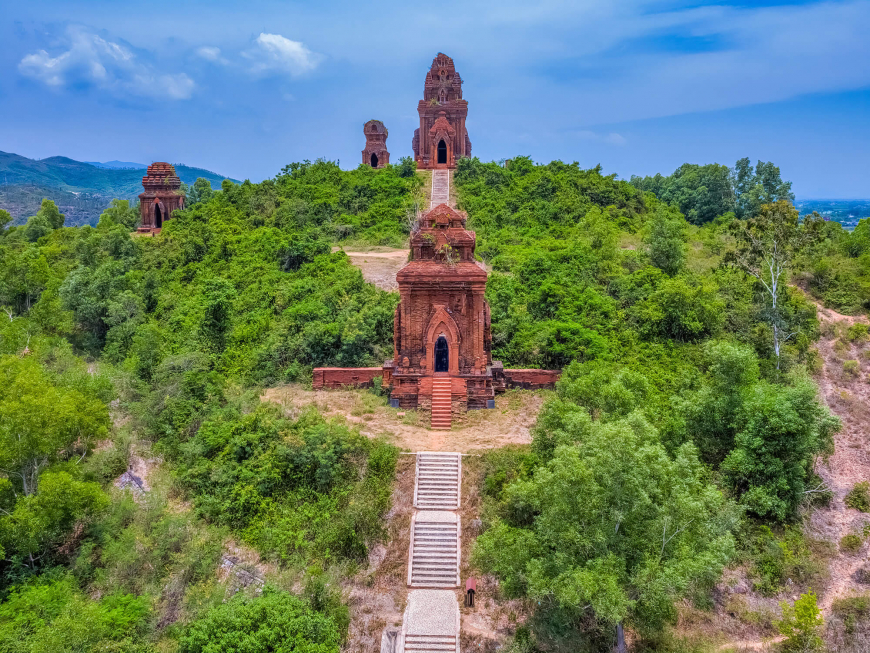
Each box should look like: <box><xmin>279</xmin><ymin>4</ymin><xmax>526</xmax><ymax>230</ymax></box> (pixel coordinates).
<box><xmin>807</xmin><ymin>302</ymin><xmax>870</xmax><ymax>612</ymax></box>
<box><xmin>332</xmin><ymin>246</ymin><xmax>407</xmax><ymax>292</ymax></box>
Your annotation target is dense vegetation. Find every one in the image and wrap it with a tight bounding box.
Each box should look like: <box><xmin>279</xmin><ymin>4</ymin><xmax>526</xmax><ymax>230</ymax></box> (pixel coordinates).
<box><xmin>0</xmin><ymin>151</ymin><xmax>866</xmax><ymax>651</ymax></box>
<box><xmin>0</xmin><ymin>159</ymin><xmax>419</xmax><ymax>650</ymax></box>
<box><xmin>454</xmin><ymin>156</ymin><xmax>848</xmax><ymax>650</ymax></box>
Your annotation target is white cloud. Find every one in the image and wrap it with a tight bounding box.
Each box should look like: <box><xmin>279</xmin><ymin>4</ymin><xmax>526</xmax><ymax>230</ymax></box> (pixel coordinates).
<box><xmin>243</xmin><ymin>33</ymin><xmax>320</xmax><ymax>77</ymax></box>
<box><xmin>195</xmin><ymin>46</ymin><xmax>227</xmax><ymax>64</ymax></box>
<box><xmin>18</xmin><ymin>26</ymin><xmax>194</xmax><ymax>100</ymax></box>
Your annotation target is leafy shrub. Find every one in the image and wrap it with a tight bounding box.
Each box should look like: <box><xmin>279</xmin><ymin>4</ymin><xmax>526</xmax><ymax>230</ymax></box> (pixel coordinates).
<box><xmin>844</xmin><ymin>359</ymin><xmax>861</xmax><ymax>376</ymax></box>
<box><xmin>777</xmin><ymin>591</ymin><xmax>824</xmax><ymax>653</ymax></box>
<box><xmin>178</xmin><ymin>586</ymin><xmax>341</xmax><ymax>653</ymax></box>
<box><xmin>0</xmin><ymin>575</ymin><xmax>151</xmax><ymax>653</ymax></box>
<box><xmin>179</xmin><ymin>403</ymin><xmax>396</xmax><ymax>563</ymax></box>
<box><xmin>846</xmin><ymin>323</ymin><xmax>869</xmax><ymax>342</ymax></box>
<box><xmin>846</xmin><ymin>482</ymin><xmax>870</xmax><ymax>512</ymax></box>
<box><xmin>747</xmin><ymin>526</ymin><xmax>829</xmax><ymax>596</ymax></box>
<box><xmin>841</xmin><ymin>533</ymin><xmax>864</xmax><ymax>553</ymax></box>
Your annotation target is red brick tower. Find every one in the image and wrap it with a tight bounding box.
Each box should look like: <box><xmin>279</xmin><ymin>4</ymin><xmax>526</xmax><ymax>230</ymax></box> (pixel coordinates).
<box><xmin>385</xmin><ymin>203</ymin><xmax>494</xmax><ymax>415</ymax></box>
<box><xmin>362</xmin><ymin>120</ymin><xmax>389</xmax><ymax>168</ymax></box>
<box><xmin>412</xmin><ymin>53</ymin><xmax>471</xmax><ymax>170</ymax></box>
<box><xmin>137</xmin><ymin>162</ymin><xmax>185</xmax><ymax>233</ymax></box>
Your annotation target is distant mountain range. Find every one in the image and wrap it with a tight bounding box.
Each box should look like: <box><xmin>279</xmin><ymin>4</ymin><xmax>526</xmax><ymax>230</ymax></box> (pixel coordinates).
<box><xmin>0</xmin><ymin>151</ymin><xmax>237</xmax><ymax>226</ymax></box>
<box><xmin>85</xmin><ymin>160</ymin><xmax>148</xmax><ymax>170</ymax></box>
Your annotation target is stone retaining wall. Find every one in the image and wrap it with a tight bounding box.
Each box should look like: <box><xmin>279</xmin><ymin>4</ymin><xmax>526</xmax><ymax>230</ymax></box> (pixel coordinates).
<box><xmin>502</xmin><ymin>369</ymin><xmax>561</xmax><ymax>390</ymax></box>
<box><xmin>312</xmin><ymin>367</ymin><xmax>383</xmax><ymax>390</ymax></box>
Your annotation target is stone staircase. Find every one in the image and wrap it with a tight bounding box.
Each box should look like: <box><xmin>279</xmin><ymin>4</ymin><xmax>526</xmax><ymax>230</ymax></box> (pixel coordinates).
<box><xmin>403</xmin><ymin>634</ymin><xmax>457</xmax><ymax>653</ymax></box>
<box><xmin>430</xmin><ymin>169</ymin><xmax>450</xmax><ymax>208</ymax></box>
<box><xmin>431</xmin><ymin>376</ymin><xmax>452</xmax><ymax>430</ymax></box>
<box><xmin>395</xmin><ymin>452</ymin><xmax>463</xmax><ymax>653</ymax></box>
<box><xmin>408</xmin><ymin>511</ymin><xmax>460</xmax><ymax>588</ymax></box>
<box><xmin>414</xmin><ymin>452</ymin><xmax>461</xmax><ymax>510</ymax></box>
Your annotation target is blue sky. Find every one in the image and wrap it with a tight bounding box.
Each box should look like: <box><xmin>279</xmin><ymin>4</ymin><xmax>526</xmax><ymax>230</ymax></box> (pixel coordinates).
<box><xmin>1</xmin><ymin>0</ymin><xmax>869</xmax><ymax>197</ymax></box>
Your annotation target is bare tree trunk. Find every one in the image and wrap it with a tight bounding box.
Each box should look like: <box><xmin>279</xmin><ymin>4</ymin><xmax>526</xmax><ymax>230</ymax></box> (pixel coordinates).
<box><xmin>615</xmin><ymin>623</ymin><xmax>626</xmax><ymax>653</ymax></box>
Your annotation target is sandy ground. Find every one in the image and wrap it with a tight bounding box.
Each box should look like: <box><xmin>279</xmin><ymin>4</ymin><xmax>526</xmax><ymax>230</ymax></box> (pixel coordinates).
<box><xmin>807</xmin><ymin>303</ymin><xmax>870</xmax><ymax>613</ymax></box>
<box><xmin>261</xmin><ymin>384</ymin><xmax>549</xmax><ymax>453</ymax></box>
<box><xmin>332</xmin><ymin>246</ymin><xmax>407</xmax><ymax>292</ymax></box>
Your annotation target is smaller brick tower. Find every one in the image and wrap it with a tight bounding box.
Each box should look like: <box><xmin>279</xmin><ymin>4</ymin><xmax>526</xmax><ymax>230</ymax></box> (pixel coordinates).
<box><xmin>362</xmin><ymin>120</ymin><xmax>389</xmax><ymax>168</ymax></box>
<box><xmin>137</xmin><ymin>162</ymin><xmax>185</xmax><ymax>233</ymax></box>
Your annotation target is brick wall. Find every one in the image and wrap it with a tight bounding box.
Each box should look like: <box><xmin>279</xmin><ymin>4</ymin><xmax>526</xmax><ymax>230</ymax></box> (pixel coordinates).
<box><xmin>502</xmin><ymin>369</ymin><xmax>561</xmax><ymax>390</ymax></box>
<box><xmin>312</xmin><ymin>367</ymin><xmax>384</xmax><ymax>390</ymax></box>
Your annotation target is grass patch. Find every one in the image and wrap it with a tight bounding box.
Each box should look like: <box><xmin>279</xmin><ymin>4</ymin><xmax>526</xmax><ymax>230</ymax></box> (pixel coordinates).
<box><xmin>846</xmin><ymin>482</ymin><xmax>870</xmax><ymax>512</ymax></box>
<box><xmin>841</xmin><ymin>533</ymin><xmax>864</xmax><ymax>553</ymax></box>
<box><xmin>832</xmin><ymin>595</ymin><xmax>870</xmax><ymax>635</ymax></box>
<box><xmin>745</xmin><ymin>525</ymin><xmax>831</xmax><ymax>596</ymax></box>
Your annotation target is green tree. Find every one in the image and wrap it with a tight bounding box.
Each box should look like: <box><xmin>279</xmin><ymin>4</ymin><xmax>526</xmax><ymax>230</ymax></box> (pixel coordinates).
<box><xmin>178</xmin><ymin>586</ymin><xmax>341</xmax><ymax>653</ymax></box>
<box><xmin>0</xmin><ymin>575</ymin><xmax>149</xmax><ymax>653</ymax></box>
<box><xmin>777</xmin><ymin>591</ymin><xmax>824</xmax><ymax>653</ymax></box>
<box><xmin>186</xmin><ymin>177</ymin><xmax>215</xmax><ymax>206</ymax></box>
<box><xmin>97</xmin><ymin>199</ymin><xmax>140</xmax><ymax>231</ymax></box>
<box><xmin>678</xmin><ymin>341</ymin><xmax>760</xmax><ymax>464</ymax></box>
<box><xmin>646</xmin><ymin>207</ymin><xmax>686</xmax><ymax>276</ymax></box>
<box><xmin>23</xmin><ymin>215</ymin><xmax>53</xmax><ymax>242</ymax></box>
<box><xmin>38</xmin><ymin>199</ymin><xmax>65</xmax><ymax>230</ymax></box>
<box><xmin>473</xmin><ymin>414</ymin><xmax>736</xmax><ymax>647</ymax></box>
<box><xmin>726</xmin><ymin>201</ymin><xmax>823</xmax><ymax>368</ymax></box>
<box><xmin>0</xmin><ymin>209</ymin><xmax>11</xmax><ymax>232</ymax></box>
<box><xmin>200</xmin><ymin>278</ymin><xmax>236</xmax><ymax>353</ymax></box>
<box><xmin>0</xmin><ymin>472</ymin><xmax>109</xmax><ymax>565</ymax></box>
<box><xmin>733</xmin><ymin>158</ymin><xmax>794</xmax><ymax>219</ymax></box>
<box><xmin>721</xmin><ymin>374</ymin><xmax>839</xmax><ymax>521</ymax></box>
<box><xmin>0</xmin><ymin>357</ymin><xmax>110</xmax><ymax>495</ymax></box>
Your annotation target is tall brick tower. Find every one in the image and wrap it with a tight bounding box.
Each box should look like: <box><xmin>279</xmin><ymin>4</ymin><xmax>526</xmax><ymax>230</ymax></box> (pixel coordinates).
<box><xmin>137</xmin><ymin>162</ymin><xmax>185</xmax><ymax>233</ymax></box>
<box><xmin>412</xmin><ymin>53</ymin><xmax>471</xmax><ymax>170</ymax></box>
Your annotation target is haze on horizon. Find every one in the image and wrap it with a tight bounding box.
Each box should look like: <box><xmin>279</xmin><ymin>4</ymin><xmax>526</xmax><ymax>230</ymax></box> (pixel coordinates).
<box><xmin>0</xmin><ymin>0</ymin><xmax>868</xmax><ymax>199</ymax></box>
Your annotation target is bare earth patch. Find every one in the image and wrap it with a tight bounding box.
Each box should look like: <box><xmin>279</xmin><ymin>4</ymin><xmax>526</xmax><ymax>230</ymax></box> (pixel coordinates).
<box><xmin>261</xmin><ymin>385</ymin><xmax>550</xmax><ymax>453</ymax></box>
<box><xmin>807</xmin><ymin>304</ymin><xmax>870</xmax><ymax>613</ymax></box>
<box><xmin>332</xmin><ymin>246</ymin><xmax>407</xmax><ymax>292</ymax></box>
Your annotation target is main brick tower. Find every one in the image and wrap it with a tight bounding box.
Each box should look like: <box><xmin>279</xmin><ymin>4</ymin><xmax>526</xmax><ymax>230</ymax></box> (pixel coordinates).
<box><xmin>137</xmin><ymin>162</ymin><xmax>185</xmax><ymax>233</ymax></box>
<box><xmin>412</xmin><ymin>53</ymin><xmax>471</xmax><ymax>170</ymax></box>
<box><xmin>385</xmin><ymin>203</ymin><xmax>494</xmax><ymax>420</ymax></box>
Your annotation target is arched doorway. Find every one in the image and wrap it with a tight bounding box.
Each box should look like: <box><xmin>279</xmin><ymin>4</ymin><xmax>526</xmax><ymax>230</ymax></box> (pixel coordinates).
<box><xmin>154</xmin><ymin>204</ymin><xmax>162</xmax><ymax>228</ymax></box>
<box><xmin>437</xmin><ymin>139</ymin><xmax>447</xmax><ymax>164</ymax></box>
<box><xmin>434</xmin><ymin>336</ymin><xmax>449</xmax><ymax>372</ymax></box>
<box><xmin>370</xmin><ymin>153</ymin><xmax>379</xmax><ymax>167</ymax></box>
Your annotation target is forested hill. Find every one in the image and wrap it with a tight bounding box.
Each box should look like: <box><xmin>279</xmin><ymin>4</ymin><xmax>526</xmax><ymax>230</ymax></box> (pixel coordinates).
<box><xmin>0</xmin><ymin>156</ymin><xmax>869</xmax><ymax>651</ymax></box>
<box><xmin>0</xmin><ymin>150</ymin><xmax>235</xmax><ymax>226</ymax></box>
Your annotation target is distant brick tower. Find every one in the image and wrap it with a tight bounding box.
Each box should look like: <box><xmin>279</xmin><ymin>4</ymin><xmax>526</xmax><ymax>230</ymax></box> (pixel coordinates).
<box><xmin>137</xmin><ymin>162</ymin><xmax>185</xmax><ymax>233</ymax></box>
<box><xmin>362</xmin><ymin>120</ymin><xmax>389</xmax><ymax>168</ymax></box>
<box><xmin>412</xmin><ymin>53</ymin><xmax>471</xmax><ymax>170</ymax></box>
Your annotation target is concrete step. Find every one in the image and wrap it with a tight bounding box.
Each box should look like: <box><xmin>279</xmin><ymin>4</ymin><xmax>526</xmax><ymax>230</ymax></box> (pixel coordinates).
<box><xmin>408</xmin><ymin>511</ymin><xmax>460</xmax><ymax>588</ymax></box>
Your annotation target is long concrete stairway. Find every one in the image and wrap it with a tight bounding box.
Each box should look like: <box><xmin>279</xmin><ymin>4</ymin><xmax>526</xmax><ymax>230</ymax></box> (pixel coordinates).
<box><xmin>408</xmin><ymin>511</ymin><xmax>460</xmax><ymax>588</ymax></box>
<box><xmin>430</xmin><ymin>169</ymin><xmax>450</xmax><ymax>208</ymax></box>
<box><xmin>396</xmin><ymin>452</ymin><xmax>463</xmax><ymax>653</ymax></box>
<box><xmin>431</xmin><ymin>376</ymin><xmax>452</xmax><ymax>430</ymax></box>
<box><xmin>414</xmin><ymin>452</ymin><xmax>461</xmax><ymax>510</ymax></box>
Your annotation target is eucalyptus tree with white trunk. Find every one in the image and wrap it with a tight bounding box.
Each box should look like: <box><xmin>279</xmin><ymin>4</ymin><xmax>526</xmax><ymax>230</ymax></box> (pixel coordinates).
<box><xmin>726</xmin><ymin>200</ymin><xmax>823</xmax><ymax>369</ymax></box>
